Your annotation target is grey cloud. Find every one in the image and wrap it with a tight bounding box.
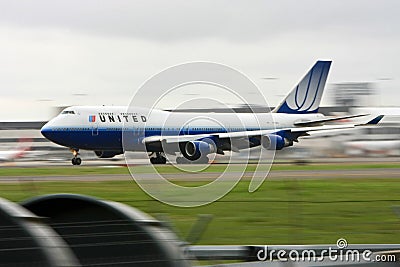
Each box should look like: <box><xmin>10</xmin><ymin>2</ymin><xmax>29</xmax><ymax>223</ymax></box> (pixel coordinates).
<box><xmin>0</xmin><ymin>0</ymin><xmax>399</xmax><ymax>42</ymax></box>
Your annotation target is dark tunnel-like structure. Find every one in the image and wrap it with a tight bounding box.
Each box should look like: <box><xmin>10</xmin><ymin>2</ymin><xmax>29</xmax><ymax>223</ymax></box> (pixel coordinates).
<box><xmin>0</xmin><ymin>194</ymin><xmax>190</xmax><ymax>267</ymax></box>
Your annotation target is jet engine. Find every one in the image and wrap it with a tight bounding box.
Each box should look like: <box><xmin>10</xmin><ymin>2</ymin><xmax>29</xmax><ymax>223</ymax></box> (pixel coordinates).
<box><xmin>261</xmin><ymin>134</ymin><xmax>293</xmax><ymax>150</ymax></box>
<box><xmin>183</xmin><ymin>140</ymin><xmax>217</xmax><ymax>160</ymax></box>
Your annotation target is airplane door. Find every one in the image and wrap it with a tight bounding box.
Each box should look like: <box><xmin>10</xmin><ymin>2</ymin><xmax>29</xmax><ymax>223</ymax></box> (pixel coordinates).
<box><xmin>92</xmin><ymin>122</ymin><xmax>98</xmax><ymax>136</ymax></box>
<box><xmin>185</xmin><ymin>122</ymin><xmax>192</xmax><ymax>135</ymax></box>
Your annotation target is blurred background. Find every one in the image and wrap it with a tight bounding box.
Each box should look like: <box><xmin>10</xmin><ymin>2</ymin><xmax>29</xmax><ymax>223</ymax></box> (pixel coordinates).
<box><xmin>1</xmin><ymin>84</ymin><xmax>399</xmax><ymax>164</ymax></box>
<box><xmin>0</xmin><ymin>1</ymin><xmax>399</xmax><ymax>266</ymax></box>
<box><xmin>0</xmin><ymin>0</ymin><xmax>399</xmax><ymax>163</ymax></box>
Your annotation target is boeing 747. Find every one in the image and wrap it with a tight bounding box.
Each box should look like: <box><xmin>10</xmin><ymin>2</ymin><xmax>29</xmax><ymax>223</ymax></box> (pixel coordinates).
<box><xmin>41</xmin><ymin>61</ymin><xmax>383</xmax><ymax>165</ymax></box>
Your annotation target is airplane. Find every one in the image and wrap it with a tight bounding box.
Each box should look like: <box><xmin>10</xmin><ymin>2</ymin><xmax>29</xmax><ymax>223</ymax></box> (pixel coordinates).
<box><xmin>345</xmin><ymin>140</ymin><xmax>400</xmax><ymax>156</ymax></box>
<box><xmin>40</xmin><ymin>60</ymin><xmax>383</xmax><ymax>165</ymax></box>
<box><xmin>0</xmin><ymin>139</ymin><xmax>31</xmax><ymax>162</ymax></box>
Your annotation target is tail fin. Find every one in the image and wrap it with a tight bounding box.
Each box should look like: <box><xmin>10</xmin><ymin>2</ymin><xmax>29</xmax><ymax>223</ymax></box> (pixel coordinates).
<box><xmin>273</xmin><ymin>60</ymin><xmax>331</xmax><ymax>114</ymax></box>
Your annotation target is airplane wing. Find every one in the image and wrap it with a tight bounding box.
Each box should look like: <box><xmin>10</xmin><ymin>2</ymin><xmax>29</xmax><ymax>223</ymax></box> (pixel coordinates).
<box><xmin>143</xmin><ymin>115</ymin><xmax>384</xmax><ymax>152</ymax></box>
<box><xmin>293</xmin><ymin>113</ymin><xmax>369</xmax><ymax>127</ymax></box>
<box><xmin>143</xmin><ymin>133</ymin><xmax>213</xmax><ymax>144</ymax></box>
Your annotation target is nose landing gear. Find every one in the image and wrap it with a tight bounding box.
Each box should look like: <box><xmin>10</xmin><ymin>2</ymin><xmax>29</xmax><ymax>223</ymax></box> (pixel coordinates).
<box><xmin>70</xmin><ymin>149</ymin><xmax>82</xmax><ymax>165</ymax></box>
<box><xmin>72</xmin><ymin>157</ymin><xmax>82</xmax><ymax>165</ymax></box>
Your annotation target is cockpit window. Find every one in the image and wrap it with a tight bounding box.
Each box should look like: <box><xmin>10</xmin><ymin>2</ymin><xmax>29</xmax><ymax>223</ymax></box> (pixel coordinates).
<box><xmin>61</xmin><ymin>110</ymin><xmax>75</xmax><ymax>114</ymax></box>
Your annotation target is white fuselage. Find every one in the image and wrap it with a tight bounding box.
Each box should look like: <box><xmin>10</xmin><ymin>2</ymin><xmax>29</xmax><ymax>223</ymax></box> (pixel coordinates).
<box><xmin>41</xmin><ymin>106</ymin><xmax>324</xmax><ymax>151</ymax></box>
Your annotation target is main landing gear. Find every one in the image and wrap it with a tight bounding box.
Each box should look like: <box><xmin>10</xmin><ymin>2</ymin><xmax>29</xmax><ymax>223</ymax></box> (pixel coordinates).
<box><xmin>70</xmin><ymin>149</ymin><xmax>82</xmax><ymax>165</ymax></box>
<box><xmin>149</xmin><ymin>152</ymin><xmax>167</xmax><ymax>164</ymax></box>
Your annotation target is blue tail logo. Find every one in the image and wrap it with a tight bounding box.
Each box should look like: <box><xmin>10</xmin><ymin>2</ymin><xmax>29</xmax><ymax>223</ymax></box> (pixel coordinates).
<box><xmin>274</xmin><ymin>60</ymin><xmax>331</xmax><ymax>114</ymax></box>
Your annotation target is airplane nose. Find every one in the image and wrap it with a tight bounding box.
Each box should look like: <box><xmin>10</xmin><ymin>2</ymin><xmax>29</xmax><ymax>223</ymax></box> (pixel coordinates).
<box><xmin>41</xmin><ymin>122</ymin><xmax>54</xmax><ymax>141</ymax></box>
<box><xmin>41</xmin><ymin>126</ymin><xmax>49</xmax><ymax>139</ymax></box>
<box><xmin>41</xmin><ymin>120</ymin><xmax>70</xmax><ymax>148</ymax></box>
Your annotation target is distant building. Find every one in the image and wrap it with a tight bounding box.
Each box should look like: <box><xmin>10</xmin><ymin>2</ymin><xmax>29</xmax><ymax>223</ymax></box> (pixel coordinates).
<box><xmin>332</xmin><ymin>82</ymin><xmax>375</xmax><ymax>107</ymax></box>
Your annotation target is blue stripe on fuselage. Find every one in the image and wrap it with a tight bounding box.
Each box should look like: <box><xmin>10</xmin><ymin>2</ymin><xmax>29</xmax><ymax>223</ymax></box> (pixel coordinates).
<box><xmin>42</xmin><ymin>127</ymin><xmax>266</xmax><ymax>151</ymax></box>
<box><xmin>41</xmin><ymin>128</ymin><xmax>123</xmax><ymax>150</ymax></box>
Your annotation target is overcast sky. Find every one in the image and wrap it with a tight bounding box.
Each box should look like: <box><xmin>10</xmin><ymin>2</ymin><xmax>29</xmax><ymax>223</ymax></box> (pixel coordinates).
<box><xmin>0</xmin><ymin>0</ymin><xmax>399</xmax><ymax>120</ymax></box>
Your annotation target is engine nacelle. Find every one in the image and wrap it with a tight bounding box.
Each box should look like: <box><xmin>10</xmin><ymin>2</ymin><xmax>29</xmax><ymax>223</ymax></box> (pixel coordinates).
<box><xmin>261</xmin><ymin>134</ymin><xmax>293</xmax><ymax>150</ymax></box>
<box><xmin>94</xmin><ymin>150</ymin><xmax>123</xmax><ymax>158</ymax></box>
<box><xmin>184</xmin><ymin>140</ymin><xmax>217</xmax><ymax>160</ymax></box>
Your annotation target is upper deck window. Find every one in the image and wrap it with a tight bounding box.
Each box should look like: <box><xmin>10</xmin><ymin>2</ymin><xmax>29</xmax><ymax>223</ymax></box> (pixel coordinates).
<box><xmin>61</xmin><ymin>110</ymin><xmax>75</xmax><ymax>115</ymax></box>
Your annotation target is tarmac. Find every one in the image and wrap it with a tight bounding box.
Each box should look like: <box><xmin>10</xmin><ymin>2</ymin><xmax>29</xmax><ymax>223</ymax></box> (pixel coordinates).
<box><xmin>1</xmin><ymin>167</ymin><xmax>399</xmax><ymax>183</ymax></box>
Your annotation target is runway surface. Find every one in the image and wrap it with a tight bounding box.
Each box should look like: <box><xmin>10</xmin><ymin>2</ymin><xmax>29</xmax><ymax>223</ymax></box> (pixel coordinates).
<box><xmin>3</xmin><ymin>156</ymin><xmax>400</xmax><ymax>168</ymax></box>
<box><xmin>1</xmin><ymin>168</ymin><xmax>399</xmax><ymax>183</ymax></box>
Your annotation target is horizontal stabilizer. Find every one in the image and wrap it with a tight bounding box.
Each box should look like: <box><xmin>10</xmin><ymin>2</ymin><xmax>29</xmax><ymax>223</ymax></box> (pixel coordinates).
<box><xmin>361</xmin><ymin>115</ymin><xmax>384</xmax><ymax>125</ymax></box>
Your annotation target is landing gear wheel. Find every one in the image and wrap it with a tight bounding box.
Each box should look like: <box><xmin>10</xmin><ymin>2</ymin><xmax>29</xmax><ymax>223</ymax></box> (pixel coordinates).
<box><xmin>70</xmin><ymin>148</ymin><xmax>81</xmax><ymax>165</ymax></box>
<box><xmin>160</xmin><ymin>156</ymin><xmax>166</xmax><ymax>164</ymax></box>
<box><xmin>150</xmin><ymin>153</ymin><xmax>167</xmax><ymax>164</ymax></box>
<box><xmin>72</xmin><ymin>157</ymin><xmax>82</xmax><ymax>165</ymax></box>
